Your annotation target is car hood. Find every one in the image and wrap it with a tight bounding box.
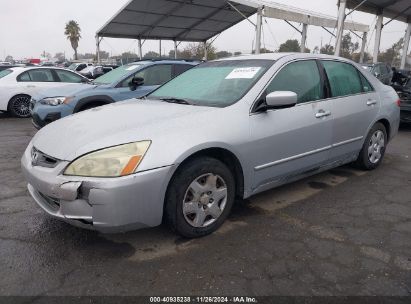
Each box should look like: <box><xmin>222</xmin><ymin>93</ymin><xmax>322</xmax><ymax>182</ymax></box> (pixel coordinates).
<box><xmin>32</xmin><ymin>83</ymin><xmax>109</xmax><ymax>100</ymax></box>
<box><xmin>32</xmin><ymin>99</ymin><xmax>217</xmax><ymax>161</ymax></box>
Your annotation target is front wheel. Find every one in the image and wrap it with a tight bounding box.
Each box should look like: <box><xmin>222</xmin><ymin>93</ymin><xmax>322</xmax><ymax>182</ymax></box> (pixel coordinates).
<box><xmin>8</xmin><ymin>95</ymin><xmax>31</xmax><ymax>118</ymax></box>
<box><xmin>165</xmin><ymin>157</ymin><xmax>236</xmax><ymax>238</ymax></box>
<box><xmin>355</xmin><ymin>122</ymin><xmax>387</xmax><ymax>170</ymax></box>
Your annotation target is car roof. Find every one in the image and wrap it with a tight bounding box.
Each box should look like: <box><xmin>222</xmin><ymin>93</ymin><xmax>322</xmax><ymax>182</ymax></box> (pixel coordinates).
<box><xmin>215</xmin><ymin>52</ymin><xmax>357</xmax><ymax>63</ymax></box>
<box><xmin>127</xmin><ymin>60</ymin><xmax>199</xmax><ymax>66</ymax></box>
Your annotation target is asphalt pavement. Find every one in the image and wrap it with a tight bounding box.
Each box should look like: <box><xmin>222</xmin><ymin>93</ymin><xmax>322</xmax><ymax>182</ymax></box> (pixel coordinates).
<box><xmin>0</xmin><ymin>113</ymin><xmax>410</xmax><ymax>296</ymax></box>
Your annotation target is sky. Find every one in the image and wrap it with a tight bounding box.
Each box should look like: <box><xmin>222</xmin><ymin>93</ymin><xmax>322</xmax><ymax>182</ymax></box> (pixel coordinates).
<box><xmin>0</xmin><ymin>0</ymin><xmax>407</xmax><ymax>61</ymax></box>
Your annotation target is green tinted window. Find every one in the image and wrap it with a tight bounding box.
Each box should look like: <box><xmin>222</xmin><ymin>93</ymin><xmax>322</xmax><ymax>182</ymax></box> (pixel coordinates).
<box><xmin>322</xmin><ymin>61</ymin><xmax>362</xmax><ymax>97</ymax></box>
<box><xmin>266</xmin><ymin>60</ymin><xmax>323</xmax><ymax>103</ymax></box>
<box><xmin>0</xmin><ymin>69</ymin><xmax>12</xmax><ymax>79</ymax></box>
<box><xmin>148</xmin><ymin>60</ymin><xmax>273</xmax><ymax>107</ymax></box>
<box><xmin>94</xmin><ymin>64</ymin><xmax>142</xmax><ymax>85</ymax></box>
<box><xmin>359</xmin><ymin>73</ymin><xmax>373</xmax><ymax>92</ymax></box>
<box><xmin>120</xmin><ymin>65</ymin><xmax>173</xmax><ymax>87</ymax></box>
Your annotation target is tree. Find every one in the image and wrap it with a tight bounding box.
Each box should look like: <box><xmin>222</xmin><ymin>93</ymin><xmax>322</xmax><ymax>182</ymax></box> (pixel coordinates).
<box><xmin>5</xmin><ymin>55</ymin><xmax>13</xmax><ymax>63</ymax></box>
<box><xmin>54</xmin><ymin>52</ymin><xmax>65</xmax><ymax>61</ymax></box>
<box><xmin>320</xmin><ymin>44</ymin><xmax>334</xmax><ymax>55</ymax></box>
<box><xmin>234</xmin><ymin>51</ymin><xmax>242</xmax><ymax>56</ymax></box>
<box><xmin>143</xmin><ymin>51</ymin><xmax>160</xmax><ymax>59</ymax></box>
<box><xmin>278</xmin><ymin>39</ymin><xmax>300</xmax><ymax>52</ymax></box>
<box><xmin>215</xmin><ymin>51</ymin><xmax>232</xmax><ymax>59</ymax></box>
<box><xmin>98</xmin><ymin>51</ymin><xmax>110</xmax><ymax>60</ymax></box>
<box><xmin>64</xmin><ymin>20</ymin><xmax>81</xmax><ymax>60</ymax></box>
<box><xmin>378</xmin><ymin>38</ymin><xmax>404</xmax><ymax>66</ymax></box>
<box><xmin>352</xmin><ymin>52</ymin><xmax>371</xmax><ymax>63</ymax></box>
<box><xmin>340</xmin><ymin>33</ymin><xmax>359</xmax><ymax>59</ymax></box>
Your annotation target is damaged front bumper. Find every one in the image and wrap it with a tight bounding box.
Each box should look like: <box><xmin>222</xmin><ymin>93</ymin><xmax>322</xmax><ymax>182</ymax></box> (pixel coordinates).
<box><xmin>21</xmin><ymin>143</ymin><xmax>176</xmax><ymax>233</ymax></box>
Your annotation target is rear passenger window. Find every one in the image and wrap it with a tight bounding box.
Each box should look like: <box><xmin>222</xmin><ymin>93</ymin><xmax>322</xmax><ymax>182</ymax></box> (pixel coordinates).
<box><xmin>28</xmin><ymin>69</ymin><xmax>54</xmax><ymax>82</ymax></box>
<box><xmin>322</xmin><ymin>61</ymin><xmax>362</xmax><ymax>97</ymax></box>
<box><xmin>266</xmin><ymin>60</ymin><xmax>323</xmax><ymax>104</ymax></box>
<box><xmin>17</xmin><ymin>72</ymin><xmax>31</xmax><ymax>82</ymax></box>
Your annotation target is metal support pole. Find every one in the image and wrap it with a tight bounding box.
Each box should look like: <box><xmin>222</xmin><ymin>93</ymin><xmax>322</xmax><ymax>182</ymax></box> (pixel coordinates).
<box><xmin>203</xmin><ymin>41</ymin><xmax>208</xmax><ymax>60</ymax></box>
<box><xmin>301</xmin><ymin>24</ymin><xmax>308</xmax><ymax>53</ymax></box>
<box><xmin>96</xmin><ymin>36</ymin><xmax>101</xmax><ymax>64</ymax></box>
<box><xmin>138</xmin><ymin>39</ymin><xmax>142</xmax><ymax>60</ymax></box>
<box><xmin>373</xmin><ymin>14</ymin><xmax>383</xmax><ymax>63</ymax></box>
<box><xmin>359</xmin><ymin>32</ymin><xmax>367</xmax><ymax>63</ymax></box>
<box><xmin>401</xmin><ymin>23</ymin><xmax>411</xmax><ymax>69</ymax></box>
<box><xmin>335</xmin><ymin>0</ymin><xmax>347</xmax><ymax>56</ymax></box>
<box><xmin>159</xmin><ymin>40</ymin><xmax>162</xmax><ymax>58</ymax></box>
<box><xmin>174</xmin><ymin>40</ymin><xmax>178</xmax><ymax>59</ymax></box>
<box><xmin>255</xmin><ymin>6</ymin><xmax>263</xmax><ymax>54</ymax></box>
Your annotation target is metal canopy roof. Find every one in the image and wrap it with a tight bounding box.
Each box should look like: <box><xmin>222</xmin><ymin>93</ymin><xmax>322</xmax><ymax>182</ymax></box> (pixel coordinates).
<box><xmin>97</xmin><ymin>0</ymin><xmax>257</xmax><ymax>42</ymax></box>
<box><xmin>97</xmin><ymin>0</ymin><xmax>369</xmax><ymax>43</ymax></box>
<box><xmin>259</xmin><ymin>0</ymin><xmax>369</xmax><ymax>32</ymax></box>
<box><xmin>344</xmin><ymin>0</ymin><xmax>411</xmax><ymax>23</ymax></box>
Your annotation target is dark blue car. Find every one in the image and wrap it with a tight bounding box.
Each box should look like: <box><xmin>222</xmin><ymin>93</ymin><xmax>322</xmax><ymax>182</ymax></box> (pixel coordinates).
<box><xmin>31</xmin><ymin>60</ymin><xmax>198</xmax><ymax>128</ymax></box>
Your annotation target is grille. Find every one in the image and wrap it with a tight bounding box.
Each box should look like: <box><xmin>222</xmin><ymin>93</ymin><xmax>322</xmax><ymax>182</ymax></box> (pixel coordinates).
<box><xmin>31</xmin><ymin>147</ymin><xmax>60</xmax><ymax>168</ymax></box>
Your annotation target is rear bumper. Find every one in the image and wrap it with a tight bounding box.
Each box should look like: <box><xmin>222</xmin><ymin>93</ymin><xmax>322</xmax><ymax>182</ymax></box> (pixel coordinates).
<box><xmin>400</xmin><ymin>104</ymin><xmax>411</xmax><ymax>123</ymax></box>
<box><xmin>21</xmin><ymin>143</ymin><xmax>176</xmax><ymax>233</ymax></box>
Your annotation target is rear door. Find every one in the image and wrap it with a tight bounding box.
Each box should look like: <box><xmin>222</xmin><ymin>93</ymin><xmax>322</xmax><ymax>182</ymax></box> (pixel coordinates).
<box><xmin>320</xmin><ymin>60</ymin><xmax>379</xmax><ymax>162</ymax></box>
<box><xmin>17</xmin><ymin>69</ymin><xmax>60</xmax><ymax>94</ymax></box>
<box><xmin>250</xmin><ymin>59</ymin><xmax>333</xmax><ymax>193</ymax></box>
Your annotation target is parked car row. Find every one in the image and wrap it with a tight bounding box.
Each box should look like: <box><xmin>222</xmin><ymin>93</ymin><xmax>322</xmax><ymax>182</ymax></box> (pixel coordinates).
<box><xmin>0</xmin><ymin>67</ymin><xmax>90</xmax><ymax>117</ymax></box>
<box><xmin>20</xmin><ymin>53</ymin><xmax>400</xmax><ymax>237</ymax></box>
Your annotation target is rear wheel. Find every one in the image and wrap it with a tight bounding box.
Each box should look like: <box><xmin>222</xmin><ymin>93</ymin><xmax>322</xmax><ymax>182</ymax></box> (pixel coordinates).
<box><xmin>355</xmin><ymin>122</ymin><xmax>387</xmax><ymax>170</ymax></box>
<box><xmin>8</xmin><ymin>95</ymin><xmax>31</xmax><ymax>118</ymax></box>
<box><xmin>165</xmin><ymin>157</ymin><xmax>235</xmax><ymax>238</ymax></box>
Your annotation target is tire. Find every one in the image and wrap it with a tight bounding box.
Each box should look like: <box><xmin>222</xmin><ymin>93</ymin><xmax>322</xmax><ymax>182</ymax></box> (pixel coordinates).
<box><xmin>355</xmin><ymin>122</ymin><xmax>387</xmax><ymax>170</ymax></box>
<box><xmin>8</xmin><ymin>95</ymin><xmax>31</xmax><ymax>118</ymax></box>
<box><xmin>78</xmin><ymin>102</ymin><xmax>102</xmax><ymax>112</ymax></box>
<box><xmin>165</xmin><ymin>157</ymin><xmax>236</xmax><ymax>238</ymax></box>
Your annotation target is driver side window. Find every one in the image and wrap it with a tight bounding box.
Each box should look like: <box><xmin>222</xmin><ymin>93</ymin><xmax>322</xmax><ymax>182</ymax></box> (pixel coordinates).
<box><xmin>119</xmin><ymin>64</ymin><xmax>173</xmax><ymax>88</ymax></box>
<box><xmin>266</xmin><ymin>60</ymin><xmax>323</xmax><ymax>104</ymax></box>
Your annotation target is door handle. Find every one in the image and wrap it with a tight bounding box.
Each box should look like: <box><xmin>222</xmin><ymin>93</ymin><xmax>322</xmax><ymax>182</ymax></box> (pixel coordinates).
<box><xmin>315</xmin><ymin>110</ymin><xmax>331</xmax><ymax>119</ymax></box>
<box><xmin>367</xmin><ymin>99</ymin><xmax>377</xmax><ymax>106</ymax></box>
<box><xmin>26</xmin><ymin>85</ymin><xmax>36</xmax><ymax>88</ymax></box>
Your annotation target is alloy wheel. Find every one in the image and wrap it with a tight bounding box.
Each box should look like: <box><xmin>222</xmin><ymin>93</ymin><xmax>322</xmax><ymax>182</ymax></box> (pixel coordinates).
<box><xmin>11</xmin><ymin>96</ymin><xmax>31</xmax><ymax>117</ymax></box>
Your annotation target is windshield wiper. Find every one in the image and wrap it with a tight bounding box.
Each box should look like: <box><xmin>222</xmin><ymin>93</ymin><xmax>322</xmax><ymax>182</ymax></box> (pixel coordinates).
<box><xmin>159</xmin><ymin>98</ymin><xmax>192</xmax><ymax>105</ymax></box>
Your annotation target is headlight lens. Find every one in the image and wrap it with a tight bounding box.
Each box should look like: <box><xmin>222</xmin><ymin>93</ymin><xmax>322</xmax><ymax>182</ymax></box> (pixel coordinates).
<box><xmin>64</xmin><ymin>141</ymin><xmax>151</xmax><ymax>177</ymax></box>
<box><xmin>41</xmin><ymin>96</ymin><xmax>74</xmax><ymax>106</ymax></box>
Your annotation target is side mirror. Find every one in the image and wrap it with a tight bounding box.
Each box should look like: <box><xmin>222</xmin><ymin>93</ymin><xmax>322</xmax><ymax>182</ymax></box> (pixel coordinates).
<box><xmin>265</xmin><ymin>91</ymin><xmax>297</xmax><ymax>109</ymax></box>
<box><xmin>129</xmin><ymin>76</ymin><xmax>144</xmax><ymax>91</ymax></box>
<box><xmin>374</xmin><ymin>72</ymin><xmax>381</xmax><ymax>78</ymax></box>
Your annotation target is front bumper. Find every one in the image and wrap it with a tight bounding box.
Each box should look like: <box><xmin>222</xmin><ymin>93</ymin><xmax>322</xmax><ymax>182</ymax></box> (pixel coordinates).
<box><xmin>21</xmin><ymin>144</ymin><xmax>176</xmax><ymax>233</ymax></box>
<box><xmin>30</xmin><ymin>101</ymin><xmax>74</xmax><ymax>129</ymax></box>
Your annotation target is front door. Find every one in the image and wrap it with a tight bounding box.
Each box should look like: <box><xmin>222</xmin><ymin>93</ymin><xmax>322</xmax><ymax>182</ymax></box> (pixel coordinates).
<box><xmin>249</xmin><ymin>60</ymin><xmax>333</xmax><ymax>193</ymax></box>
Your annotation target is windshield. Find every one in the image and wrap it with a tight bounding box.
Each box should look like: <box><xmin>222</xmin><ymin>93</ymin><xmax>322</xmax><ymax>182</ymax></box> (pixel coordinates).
<box><xmin>148</xmin><ymin>60</ymin><xmax>273</xmax><ymax>107</ymax></box>
<box><xmin>94</xmin><ymin>64</ymin><xmax>142</xmax><ymax>85</ymax></box>
<box><xmin>67</xmin><ymin>63</ymin><xmax>77</xmax><ymax>71</ymax></box>
<box><xmin>0</xmin><ymin>69</ymin><xmax>12</xmax><ymax>79</ymax></box>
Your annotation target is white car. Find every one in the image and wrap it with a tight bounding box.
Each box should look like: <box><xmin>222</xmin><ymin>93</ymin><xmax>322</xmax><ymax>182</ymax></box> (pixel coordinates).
<box><xmin>0</xmin><ymin>67</ymin><xmax>89</xmax><ymax>118</ymax></box>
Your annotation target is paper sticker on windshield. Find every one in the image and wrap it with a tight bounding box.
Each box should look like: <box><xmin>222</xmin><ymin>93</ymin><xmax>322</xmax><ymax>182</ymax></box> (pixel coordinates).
<box><xmin>226</xmin><ymin>67</ymin><xmax>261</xmax><ymax>79</ymax></box>
<box><xmin>126</xmin><ymin>65</ymin><xmax>139</xmax><ymax>71</ymax></box>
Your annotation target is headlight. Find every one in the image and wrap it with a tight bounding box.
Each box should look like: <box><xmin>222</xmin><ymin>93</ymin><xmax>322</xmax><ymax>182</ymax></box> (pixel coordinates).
<box><xmin>64</xmin><ymin>141</ymin><xmax>151</xmax><ymax>177</ymax></box>
<box><xmin>41</xmin><ymin>96</ymin><xmax>74</xmax><ymax>106</ymax></box>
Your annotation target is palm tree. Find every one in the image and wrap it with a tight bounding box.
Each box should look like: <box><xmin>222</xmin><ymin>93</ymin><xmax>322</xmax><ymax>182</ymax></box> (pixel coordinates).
<box><xmin>64</xmin><ymin>20</ymin><xmax>81</xmax><ymax>60</ymax></box>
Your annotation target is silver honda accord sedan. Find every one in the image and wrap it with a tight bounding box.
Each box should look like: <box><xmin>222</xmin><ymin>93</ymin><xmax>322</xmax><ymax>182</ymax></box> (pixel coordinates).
<box><xmin>21</xmin><ymin>53</ymin><xmax>400</xmax><ymax>237</ymax></box>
